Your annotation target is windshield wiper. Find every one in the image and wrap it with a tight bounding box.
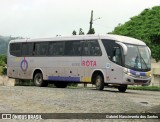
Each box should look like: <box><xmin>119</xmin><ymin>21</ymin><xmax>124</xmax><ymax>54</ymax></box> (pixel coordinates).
<box><xmin>140</xmin><ymin>56</ymin><xmax>149</xmax><ymax>70</ymax></box>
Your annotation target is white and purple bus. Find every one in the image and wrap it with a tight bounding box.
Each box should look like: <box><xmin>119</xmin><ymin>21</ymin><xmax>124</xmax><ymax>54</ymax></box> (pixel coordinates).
<box><xmin>7</xmin><ymin>34</ymin><xmax>151</xmax><ymax>92</ymax></box>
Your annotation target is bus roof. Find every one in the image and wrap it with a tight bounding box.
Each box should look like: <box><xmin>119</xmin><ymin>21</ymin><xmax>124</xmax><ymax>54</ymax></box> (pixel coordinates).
<box><xmin>9</xmin><ymin>34</ymin><xmax>146</xmax><ymax>46</ymax></box>
<box><xmin>102</xmin><ymin>34</ymin><xmax>146</xmax><ymax>45</ymax></box>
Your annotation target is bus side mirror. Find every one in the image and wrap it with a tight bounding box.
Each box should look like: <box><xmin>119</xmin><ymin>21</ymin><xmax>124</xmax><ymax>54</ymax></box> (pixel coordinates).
<box><xmin>147</xmin><ymin>46</ymin><xmax>151</xmax><ymax>56</ymax></box>
<box><xmin>116</xmin><ymin>42</ymin><xmax>128</xmax><ymax>56</ymax></box>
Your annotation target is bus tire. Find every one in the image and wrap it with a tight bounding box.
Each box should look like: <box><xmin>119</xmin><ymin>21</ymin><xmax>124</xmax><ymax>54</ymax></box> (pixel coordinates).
<box><xmin>54</xmin><ymin>82</ymin><xmax>68</xmax><ymax>88</ymax></box>
<box><xmin>118</xmin><ymin>85</ymin><xmax>127</xmax><ymax>92</ymax></box>
<box><xmin>95</xmin><ymin>75</ymin><xmax>104</xmax><ymax>90</ymax></box>
<box><xmin>34</xmin><ymin>73</ymin><xmax>48</xmax><ymax>87</ymax></box>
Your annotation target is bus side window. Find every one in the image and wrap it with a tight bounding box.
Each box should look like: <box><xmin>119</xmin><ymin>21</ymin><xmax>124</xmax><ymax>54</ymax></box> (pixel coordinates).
<box><xmin>10</xmin><ymin>43</ymin><xmax>16</xmax><ymax>56</ymax></box>
<box><xmin>102</xmin><ymin>39</ymin><xmax>123</xmax><ymax>66</ymax></box>
<box><xmin>64</xmin><ymin>41</ymin><xmax>82</xmax><ymax>56</ymax></box>
<box><xmin>82</xmin><ymin>42</ymin><xmax>89</xmax><ymax>56</ymax></box>
<box><xmin>56</xmin><ymin>42</ymin><xmax>64</xmax><ymax>56</ymax></box>
<box><xmin>28</xmin><ymin>43</ymin><xmax>34</xmax><ymax>56</ymax></box>
<box><xmin>35</xmin><ymin>43</ymin><xmax>40</xmax><ymax>56</ymax></box>
<box><xmin>48</xmin><ymin>42</ymin><xmax>64</xmax><ymax>56</ymax></box>
<box><xmin>22</xmin><ymin>43</ymin><xmax>28</xmax><ymax>56</ymax></box>
<box><xmin>40</xmin><ymin>43</ymin><xmax>48</xmax><ymax>55</ymax></box>
<box><xmin>59</xmin><ymin>47</ymin><xmax>64</xmax><ymax>55</ymax></box>
<box><xmin>35</xmin><ymin>42</ymin><xmax>48</xmax><ymax>56</ymax></box>
<box><xmin>90</xmin><ymin>40</ymin><xmax>102</xmax><ymax>56</ymax></box>
<box><xmin>64</xmin><ymin>41</ymin><xmax>73</xmax><ymax>56</ymax></box>
<box><xmin>82</xmin><ymin>40</ymin><xmax>101</xmax><ymax>56</ymax></box>
<box><xmin>72</xmin><ymin>41</ymin><xmax>82</xmax><ymax>56</ymax></box>
<box><xmin>48</xmin><ymin>43</ymin><xmax>54</xmax><ymax>56</ymax></box>
<box><xmin>22</xmin><ymin>43</ymin><xmax>34</xmax><ymax>56</ymax></box>
<box><xmin>112</xmin><ymin>47</ymin><xmax>122</xmax><ymax>65</ymax></box>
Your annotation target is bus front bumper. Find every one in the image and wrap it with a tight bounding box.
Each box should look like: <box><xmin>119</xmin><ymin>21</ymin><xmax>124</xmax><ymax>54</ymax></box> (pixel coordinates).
<box><xmin>123</xmin><ymin>74</ymin><xmax>151</xmax><ymax>86</ymax></box>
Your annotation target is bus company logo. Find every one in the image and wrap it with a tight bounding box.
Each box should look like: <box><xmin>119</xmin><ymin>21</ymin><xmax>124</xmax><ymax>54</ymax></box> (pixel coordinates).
<box><xmin>82</xmin><ymin>60</ymin><xmax>97</xmax><ymax>67</ymax></box>
<box><xmin>20</xmin><ymin>57</ymin><xmax>28</xmax><ymax>72</ymax></box>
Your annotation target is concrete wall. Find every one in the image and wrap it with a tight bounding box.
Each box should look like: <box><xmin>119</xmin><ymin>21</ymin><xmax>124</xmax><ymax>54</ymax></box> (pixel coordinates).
<box><xmin>0</xmin><ymin>76</ymin><xmax>15</xmax><ymax>86</ymax></box>
<box><xmin>152</xmin><ymin>62</ymin><xmax>160</xmax><ymax>68</ymax></box>
<box><xmin>151</xmin><ymin>60</ymin><xmax>160</xmax><ymax>86</ymax></box>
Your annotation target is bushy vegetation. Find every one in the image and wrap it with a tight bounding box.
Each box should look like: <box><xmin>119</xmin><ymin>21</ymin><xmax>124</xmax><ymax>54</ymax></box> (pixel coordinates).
<box><xmin>128</xmin><ymin>86</ymin><xmax>160</xmax><ymax>91</ymax></box>
<box><xmin>111</xmin><ymin>6</ymin><xmax>160</xmax><ymax>62</ymax></box>
<box><xmin>0</xmin><ymin>55</ymin><xmax>7</xmax><ymax>75</ymax></box>
<box><xmin>0</xmin><ymin>36</ymin><xmax>23</xmax><ymax>75</ymax></box>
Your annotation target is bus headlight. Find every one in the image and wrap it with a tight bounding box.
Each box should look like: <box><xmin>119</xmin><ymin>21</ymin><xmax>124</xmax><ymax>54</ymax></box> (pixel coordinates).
<box><xmin>123</xmin><ymin>68</ymin><xmax>128</xmax><ymax>74</ymax></box>
<box><xmin>123</xmin><ymin>68</ymin><xmax>131</xmax><ymax>76</ymax></box>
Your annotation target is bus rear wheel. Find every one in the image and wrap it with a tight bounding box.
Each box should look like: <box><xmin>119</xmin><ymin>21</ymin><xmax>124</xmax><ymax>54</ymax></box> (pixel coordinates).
<box><xmin>118</xmin><ymin>85</ymin><xmax>127</xmax><ymax>92</ymax></box>
<box><xmin>34</xmin><ymin>73</ymin><xmax>48</xmax><ymax>87</ymax></box>
<box><xmin>54</xmin><ymin>82</ymin><xmax>68</xmax><ymax>88</ymax></box>
<box><xmin>95</xmin><ymin>75</ymin><xmax>104</xmax><ymax>90</ymax></box>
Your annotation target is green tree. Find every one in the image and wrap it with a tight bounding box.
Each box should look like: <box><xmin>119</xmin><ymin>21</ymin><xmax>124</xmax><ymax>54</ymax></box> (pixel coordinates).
<box><xmin>87</xmin><ymin>28</ymin><xmax>95</xmax><ymax>34</ymax></box>
<box><xmin>0</xmin><ymin>55</ymin><xmax>6</xmax><ymax>66</ymax></box>
<box><xmin>79</xmin><ymin>28</ymin><xmax>85</xmax><ymax>35</ymax></box>
<box><xmin>111</xmin><ymin>6</ymin><xmax>160</xmax><ymax>61</ymax></box>
<box><xmin>0</xmin><ymin>55</ymin><xmax>7</xmax><ymax>75</ymax></box>
<box><xmin>72</xmin><ymin>30</ymin><xmax>77</xmax><ymax>35</ymax></box>
<box><xmin>72</xmin><ymin>28</ymin><xmax>85</xmax><ymax>35</ymax></box>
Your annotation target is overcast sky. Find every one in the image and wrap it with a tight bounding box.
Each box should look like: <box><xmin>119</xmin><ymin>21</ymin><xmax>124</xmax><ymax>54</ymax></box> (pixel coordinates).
<box><xmin>0</xmin><ymin>0</ymin><xmax>159</xmax><ymax>38</ymax></box>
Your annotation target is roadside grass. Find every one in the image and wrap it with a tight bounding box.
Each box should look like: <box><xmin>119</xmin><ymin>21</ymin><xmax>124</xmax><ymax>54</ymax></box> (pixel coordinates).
<box><xmin>0</xmin><ymin>66</ymin><xmax>7</xmax><ymax>75</ymax></box>
<box><xmin>0</xmin><ymin>66</ymin><xmax>3</xmax><ymax>75</ymax></box>
<box><xmin>128</xmin><ymin>85</ymin><xmax>160</xmax><ymax>91</ymax></box>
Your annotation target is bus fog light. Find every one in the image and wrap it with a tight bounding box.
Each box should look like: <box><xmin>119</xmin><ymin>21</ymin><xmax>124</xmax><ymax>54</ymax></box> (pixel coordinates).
<box><xmin>127</xmin><ymin>72</ymin><xmax>131</xmax><ymax>76</ymax></box>
<box><xmin>127</xmin><ymin>79</ymin><xmax>131</xmax><ymax>82</ymax></box>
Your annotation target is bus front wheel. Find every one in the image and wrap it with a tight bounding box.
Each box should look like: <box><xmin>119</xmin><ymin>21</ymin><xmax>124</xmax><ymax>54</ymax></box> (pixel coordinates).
<box><xmin>95</xmin><ymin>75</ymin><xmax>104</xmax><ymax>90</ymax></box>
<box><xmin>118</xmin><ymin>85</ymin><xmax>127</xmax><ymax>92</ymax></box>
<box><xmin>34</xmin><ymin>73</ymin><xmax>48</xmax><ymax>87</ymax></box>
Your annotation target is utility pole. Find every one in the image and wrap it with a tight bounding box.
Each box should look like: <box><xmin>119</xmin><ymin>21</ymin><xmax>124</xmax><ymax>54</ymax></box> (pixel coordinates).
<box><xmin>89</xmin><ymin>10</ymin><xmax>93</xmax><ymax>32</ymax></box>
<box><xmin>88</xmin><ymin>10</ymin><xmax>101</xmax><ymax>34</ymax></box>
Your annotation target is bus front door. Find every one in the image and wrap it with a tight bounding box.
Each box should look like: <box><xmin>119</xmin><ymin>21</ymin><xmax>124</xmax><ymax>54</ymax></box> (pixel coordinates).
<box><xmin>106</xmin><ymin>62</ymin><xmax>123</xmax><ymax>84</ymax></box>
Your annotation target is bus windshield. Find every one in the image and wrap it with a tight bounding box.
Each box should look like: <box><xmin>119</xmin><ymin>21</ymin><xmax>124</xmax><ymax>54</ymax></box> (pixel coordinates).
<box><xmin>125</xmin><ymin>44</ymin><xmax>151</xmax><ymax>71</ymax></box>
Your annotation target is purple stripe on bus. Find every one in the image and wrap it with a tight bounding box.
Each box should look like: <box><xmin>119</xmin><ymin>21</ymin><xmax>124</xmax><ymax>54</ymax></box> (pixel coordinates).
<box><xmin>140</xmin><ymin>72</ymin><xmax>146</xmax><ymax>76</ymax></box>
<box><xmin>48</xmin><ymin>76</ymin><xmax>80</xmax><ymax>82</ymax></box>
<box><xmin>130</xmin><ymin>70</ymin><xmax>136</xmax><ymax>75</ymax></box>
<box><xmin>130</xmin><ymin>70</ymin><xmax>147</xmax><ymax>76</ymax></box>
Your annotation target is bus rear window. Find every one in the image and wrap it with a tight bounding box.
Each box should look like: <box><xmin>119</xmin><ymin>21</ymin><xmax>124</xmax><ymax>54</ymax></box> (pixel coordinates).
<box><xmin>10</xmin><ymin>43</ymin><xmax>21</xmax><ymax>56</ymax></box>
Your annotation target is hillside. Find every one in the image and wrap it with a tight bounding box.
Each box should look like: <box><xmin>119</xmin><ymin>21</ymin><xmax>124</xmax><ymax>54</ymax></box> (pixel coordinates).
<box><xmin>0</xmin><ymin>36</ymin><xmax>23</xmax><ymax>55</ymax></box>
<box><xmin>0</xmin><ymin>36</ymin><xmax>10</xmax><ymax>55</ymax></box>
<box><xmin>111</xmin><ymin>6</ymin><xmax>160</xmax><ymax>61</ymax></box>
